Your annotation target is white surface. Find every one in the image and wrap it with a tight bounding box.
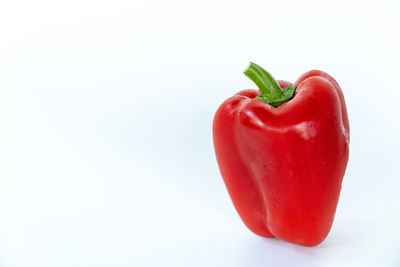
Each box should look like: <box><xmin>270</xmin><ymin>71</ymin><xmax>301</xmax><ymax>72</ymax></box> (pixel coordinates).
<box><xmin>1</xmin><ymin>0</ymin><xmax>400</xmax><ymax>266</ymax></box>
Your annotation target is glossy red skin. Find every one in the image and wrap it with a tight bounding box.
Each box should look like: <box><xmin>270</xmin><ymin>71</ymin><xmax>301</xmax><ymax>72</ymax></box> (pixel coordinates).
<box><xmin>213</xmin><ymin>71</ymin><xmax>349</xmax><ymax>246</ymax></box>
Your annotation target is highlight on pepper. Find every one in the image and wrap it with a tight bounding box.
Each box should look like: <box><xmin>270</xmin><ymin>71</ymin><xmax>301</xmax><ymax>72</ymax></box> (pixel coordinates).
<box><xmin>212</xmin><ymin>62</ymin><xmax>349</xmax><ymax>246</ymax></box>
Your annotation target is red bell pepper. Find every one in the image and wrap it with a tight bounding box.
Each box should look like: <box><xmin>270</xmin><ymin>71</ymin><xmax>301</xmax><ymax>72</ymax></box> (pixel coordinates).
<box><xmin>213</xmin><ymin>63</ymin><xmax>349</xmax><ymax>246</ymax></box>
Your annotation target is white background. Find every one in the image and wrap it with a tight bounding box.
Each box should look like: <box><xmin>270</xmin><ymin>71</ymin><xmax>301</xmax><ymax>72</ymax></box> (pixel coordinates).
<box><xmin>1</xmin><ymin>0</ymin><xmax>399</xmax><ymax>266</ymax></box>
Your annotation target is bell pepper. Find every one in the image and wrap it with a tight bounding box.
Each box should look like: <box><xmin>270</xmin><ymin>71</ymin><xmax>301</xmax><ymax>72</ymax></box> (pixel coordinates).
<box><xmin>213</xmin><ymin>62</ymin><xmax>349</xmax><ymax>246</ymax></box>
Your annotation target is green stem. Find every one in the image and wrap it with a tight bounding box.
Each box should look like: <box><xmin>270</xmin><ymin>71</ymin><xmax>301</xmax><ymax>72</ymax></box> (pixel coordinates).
<box><xmin>244</xmin><ymin>62</ymin><xmax>282</xmax><ymax>99</ymax></box>
<box><xmin>243</xmin><ymin>62</ymin><xmax>296</xmax><ymax>108</ymax></box>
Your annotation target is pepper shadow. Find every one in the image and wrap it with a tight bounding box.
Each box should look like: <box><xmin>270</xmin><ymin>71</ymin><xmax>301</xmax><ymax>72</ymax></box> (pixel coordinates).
<box><xmin>240</xmin><ymin>237</ymin><xmax>324</xmax><ymax>267</ymax></box>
